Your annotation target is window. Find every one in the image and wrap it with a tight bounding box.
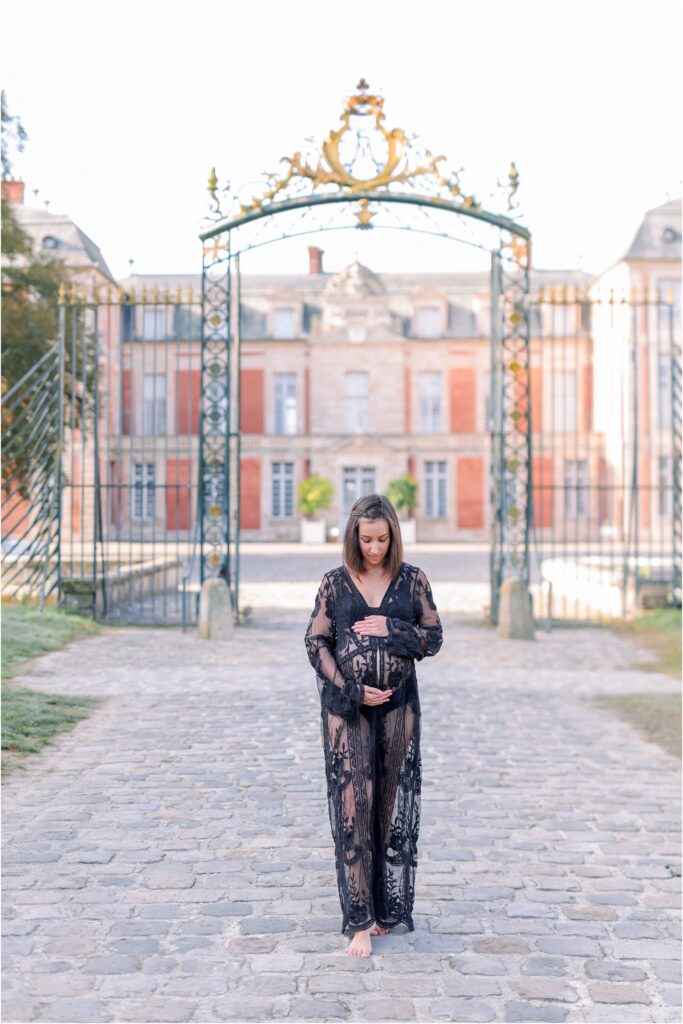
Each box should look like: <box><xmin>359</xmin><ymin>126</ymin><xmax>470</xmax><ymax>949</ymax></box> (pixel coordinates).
<box><xmin>658</xmin><ymin>353</ymin><xmax>673</xmax><ymax>429</ymax></box>
<box><xmin>425</xmin><ymin>460</ymin><xmax>447</xmax><ymax>518</ymax></box>
<box><xmin>564</xmin><ymin>459</ymin><xmax>589</xmax><ymax>518</ymax></box>
<box><xmin>271</xmin><ymin>462</ymin><xmax>294</xmax><ymax>518</ymax></box>
<box><xmin>342</xmin><ymin>467</ymin><xmax>376</xmax><ymax>516</ymax></box>
<box><xmin>658</xmin><ymin>456</ymin><xmax>673</xmax><ymax>517</ymax></box>
<box><xmin>132</xmin><ymin>463</ymin><xmax>155</xmax><ymax>520</ymax></box>
<box><xmin>345</xmin><ymin>372</ymin><xmax>369</xmax><ymax>433</ymax></box>
<box><xmin>415</xmin><ymin>306</ymin><xmax>441</xmax><ymax>339</ymax></box>
<box><xmin>42</xmin><ymin>235</ymin><xmax>59</xmax><ymax>250</ymax></box>
<box><xmin>142</xmin><ymin>308</ymin><xmax>168</xmax><ymax>340</ymax></box>
<box><xmin>551</xmin><ymin>371</ymin><xmax>577</xmax><ymax>432</ymax></box>
<box><xmin>273</xmin><ymin>307</ymin><xmax>297</xmax><ymax>339</ymax></box>
<box><xmin>346</xmin><ymin>308</ymin><xmax>368</xmax><ymax>342</ymax></box>
<box><xmin>657</xmin><ymin>279</ymin><xmax>681</xmax><ymax>334</ymax></box>
<box><xmin>274</xmin><ymin>373</ymin><xmax>297</xmax><ymax>434</ymax></box>
<box><xmin>418</xmin><ymin>372</ymin><xmax>442</xmax><ymax>432</ymax></box>
<box><xmin>142</xmin><ymin>374</ymin><xmax>166</xmax><ymax>436</ymax></box>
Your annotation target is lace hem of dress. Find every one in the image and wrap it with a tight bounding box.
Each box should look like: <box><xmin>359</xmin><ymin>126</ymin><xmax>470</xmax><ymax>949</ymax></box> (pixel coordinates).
<box><xmin>342</xmin><ymin>913</ymin><xmax>415</xmax><ymax>935</ymax></box>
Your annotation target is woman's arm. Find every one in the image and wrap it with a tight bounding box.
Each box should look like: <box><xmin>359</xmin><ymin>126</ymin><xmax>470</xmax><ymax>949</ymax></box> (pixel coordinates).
<box><xmin>384</xmin><ymin>567</ymin><xmax>443</xmax><ymax>661</ymax></box>
<box><xmin>305</xmin><ymin>573</ymin><xmax>365</xmax><ymax>714</ymax></box>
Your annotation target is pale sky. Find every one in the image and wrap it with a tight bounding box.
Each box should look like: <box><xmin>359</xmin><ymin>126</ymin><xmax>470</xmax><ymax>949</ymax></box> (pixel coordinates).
<box><xmin>2</xmin><ymin>0</ymin><xmax>681</xmax><ymax>281</ymax></box>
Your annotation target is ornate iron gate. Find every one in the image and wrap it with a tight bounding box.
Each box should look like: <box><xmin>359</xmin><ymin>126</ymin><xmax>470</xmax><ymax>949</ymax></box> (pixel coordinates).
<box><xmin>198</xmin><ymin>80</ymin><xmax>533</xmax><ymax>625</ymax></box>
<box><xmin>50</xmin><ymin>286</ymin><xmax>203</xmax><ymax>624</ymax></box>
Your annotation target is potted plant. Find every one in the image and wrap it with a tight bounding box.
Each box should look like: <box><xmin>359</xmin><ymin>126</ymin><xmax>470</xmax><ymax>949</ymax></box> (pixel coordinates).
<box><xmin>386</xmin><ymin>474</ymin><xmax>418</xmax><ymax>543</ymax></box>
<box><xmin>297</xmin><ymin>476</ymin><xmax>333</xmax><ymax>543</ymax></box>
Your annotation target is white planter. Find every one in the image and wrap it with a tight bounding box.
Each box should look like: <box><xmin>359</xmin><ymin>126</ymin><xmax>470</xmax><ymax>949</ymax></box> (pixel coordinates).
<box><xmin>300</xmin><ymin>519</ymin><xmax>325</xmax><ymax>544</ymax></box>
<box><xmin>399</xmin><ymin>518</ymin><xmax>416</xmax><ymax>544</ymax></box>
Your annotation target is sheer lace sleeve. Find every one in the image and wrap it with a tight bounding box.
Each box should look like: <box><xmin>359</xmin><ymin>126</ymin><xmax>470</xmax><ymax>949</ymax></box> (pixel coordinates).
<box><xmin>384</xmin><ymin>567</ymin><xmax>443</xmax><ymax>661</ymax></box>
<box><xmin>305</xmin><ymin>573</ymin><xmax>365</xmax><ymax>717</ymax></box>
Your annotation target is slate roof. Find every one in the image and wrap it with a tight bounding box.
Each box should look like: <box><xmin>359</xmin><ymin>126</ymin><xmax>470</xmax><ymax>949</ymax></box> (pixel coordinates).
<box><xmin>13</xmin><ymin>205</ymin><xmax>116</xmax><ymax>282</ymax></box>
<box><xmin>624</xmin><ymin>198</ymin><xmax>682</xmax><ymax>262</ymax></box>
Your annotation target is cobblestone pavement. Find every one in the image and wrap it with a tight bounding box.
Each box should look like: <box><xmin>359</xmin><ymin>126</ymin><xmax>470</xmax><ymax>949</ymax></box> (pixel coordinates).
<box><xmin>2</xmin><ymin>596</ymin><xmax>681</xmax><ymax>1023</ymax></box>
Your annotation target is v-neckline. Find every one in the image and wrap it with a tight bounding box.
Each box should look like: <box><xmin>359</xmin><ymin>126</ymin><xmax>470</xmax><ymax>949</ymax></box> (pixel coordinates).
<box><xmin>343</xmin><ymin>562</ymin><xmax>402</xmax><ymax>612</ymax></box>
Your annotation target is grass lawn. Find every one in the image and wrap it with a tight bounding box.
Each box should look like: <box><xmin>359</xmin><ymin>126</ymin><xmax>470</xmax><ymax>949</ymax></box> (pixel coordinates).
<box><xmin>2</xmin><ymin>604</ymin><xmax>104</xmax><ymax>776</ymax></box>
<box><xmin>591</xmin><ymin>692</ymin><xmax>681</xmax><ymax>759</ymax></box>
<box><xmin>592</xmin><ymin>608</ymin><xmax>682</xmax><ymax>760</ymax></box>
<box><xmin>612</xmin><ymin>607</ymin><xmax>682</xmax><ymax>680</ymax></box>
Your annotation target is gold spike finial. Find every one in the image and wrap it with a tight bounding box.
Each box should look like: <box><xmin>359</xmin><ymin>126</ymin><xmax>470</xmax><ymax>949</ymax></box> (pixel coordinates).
<box><xmin>58</xmin><ymin>282</ymin><xmax>66</xmax><ymax>305</ymax></box>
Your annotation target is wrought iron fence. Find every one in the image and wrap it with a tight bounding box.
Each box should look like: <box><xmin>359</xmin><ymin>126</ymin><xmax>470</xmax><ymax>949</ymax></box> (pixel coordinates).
<box><xmin>2</xmin><ymin>284</ymin><xmax>679</xmax><ymax>627</ymax></box>
<box><xmin>57</xmin><ymin>288</ymin><xmax>203</xmax><ymax>625</ymax></box>
<box><xmin>526</xmin><ymin>287</ymin><xmax>681</xmax><ymax>624</ymax></box>
<box><xmin>1</xmin><ymin>345</ymin><xmax>62</xmax><ymax>607</ymax></box>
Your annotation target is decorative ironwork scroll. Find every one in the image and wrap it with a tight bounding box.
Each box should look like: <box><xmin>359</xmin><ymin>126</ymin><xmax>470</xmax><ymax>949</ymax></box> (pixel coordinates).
<box><xmin>200</xmin><ymin>239</ymin><xmax>232</xmax><ymax>585</ymax></box>
<box><xmin>204</xmin><ymin>79</ymin><xmax>521</xmax><ymax>231</ymax></box>
<box><xmin>490</xmin><ymin>238</ymin><xmax>532</xmax><ymax>622</ymax></box>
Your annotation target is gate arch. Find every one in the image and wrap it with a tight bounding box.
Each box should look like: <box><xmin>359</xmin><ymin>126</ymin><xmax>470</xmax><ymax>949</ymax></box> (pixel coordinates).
<box><xmin>198</xmin><ymin>80</ymin><xmax>532</xmax><ymax>625</ymax></box>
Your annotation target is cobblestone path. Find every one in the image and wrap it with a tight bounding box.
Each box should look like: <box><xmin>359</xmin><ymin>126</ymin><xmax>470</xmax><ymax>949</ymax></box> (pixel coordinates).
<box><xmin>2</xmin><ymin>605</ymin><xmax>681</xmax><ymax>1023</ymax></box>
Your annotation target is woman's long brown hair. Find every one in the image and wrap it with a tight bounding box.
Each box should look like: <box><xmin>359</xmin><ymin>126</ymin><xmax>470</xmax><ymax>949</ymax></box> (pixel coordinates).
<box><xmin>342</xmin><ymin>493</ymin><xmax>404</xmax><ymax>579</ymax></box>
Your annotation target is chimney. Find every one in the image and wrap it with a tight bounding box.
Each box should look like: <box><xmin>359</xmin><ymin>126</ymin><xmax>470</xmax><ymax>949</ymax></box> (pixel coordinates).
<box><xmin>308</xmin><ymin>245</ymin><xmax>324</xmax><ymax>274</ymax></box>
<box><xmin>1</xmin><ymin>179</ymin><xmax>25</xmax><ymax>205</ymax></box>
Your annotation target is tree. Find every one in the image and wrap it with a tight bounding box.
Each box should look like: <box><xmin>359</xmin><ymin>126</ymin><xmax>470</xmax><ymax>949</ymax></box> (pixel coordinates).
<box><xmin>386</xmin><ymin>474</ymin><xmax>418</xmax><ymax>519</ymax></box>
<box><xmin>1</xmin><ymin>92</ymin><xmax>70</xmax><ymax>393</ymax></box>
<box><xmin>297</xmin><ymin>476</ymin><xmax>333</xmax><ymax>519</ymax></box>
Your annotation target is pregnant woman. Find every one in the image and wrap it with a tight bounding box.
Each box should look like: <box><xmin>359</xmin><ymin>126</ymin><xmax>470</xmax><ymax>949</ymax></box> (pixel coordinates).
<box><xmin>304</xmin><ymin>493</ymin><xmax>443</xmax><ymax>957</ymax></box>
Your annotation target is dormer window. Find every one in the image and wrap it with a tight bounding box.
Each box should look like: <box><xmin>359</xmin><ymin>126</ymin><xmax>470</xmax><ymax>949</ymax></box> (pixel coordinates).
<box><xmin>346</xmin><ymin>307</ymin><xmax>368</xmax><ymax>342</ymax></box>
<box><xmin>42</xmin><ymin>235</ymin><xmax>59</xmax><ymax>250</ymax></box>
<box><xmin>415</xmin><ymin>305</ymin><xmax>441</xmax><ymax>338</ymax></box>
<box><xmin>273</xmin><ymin>307</ymin><xmax>297</xmax><ymax>339</ymax></box>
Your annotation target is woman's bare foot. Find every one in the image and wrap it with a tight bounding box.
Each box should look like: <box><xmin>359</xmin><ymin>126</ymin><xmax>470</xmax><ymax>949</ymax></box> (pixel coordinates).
<box><xmin>347</xmin><ymin>926</ymin><xmax>373</xmax><ymax>957</ymax></box>
<box><xmin>369</xmin><ymin>922</ymin><xmax>390</xmax><ymax>936</ymax></box>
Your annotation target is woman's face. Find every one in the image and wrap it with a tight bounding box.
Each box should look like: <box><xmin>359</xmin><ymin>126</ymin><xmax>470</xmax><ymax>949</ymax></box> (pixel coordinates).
<box><xmin>357</xmin><ymin>516</ymin><xmax>391</xmax><ymax>569</ymax></box>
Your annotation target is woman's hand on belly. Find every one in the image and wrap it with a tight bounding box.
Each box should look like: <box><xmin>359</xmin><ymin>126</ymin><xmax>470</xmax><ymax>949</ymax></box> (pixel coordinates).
<box><xmin>351</xmin><ymin>614</ymin><xmax>389</xmax><ymax>637</ymax></box>
<box><xmin>362</xmin><ymin>684</ymin><xmax>396</xmax><ymax>706</ymax></box>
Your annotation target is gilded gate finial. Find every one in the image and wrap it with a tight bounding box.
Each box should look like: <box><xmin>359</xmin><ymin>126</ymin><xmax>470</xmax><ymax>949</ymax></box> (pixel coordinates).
<box><xmin>225</xmin><ymin>80</ymin><xmax>485</xmax><ymax>223</ymax></box>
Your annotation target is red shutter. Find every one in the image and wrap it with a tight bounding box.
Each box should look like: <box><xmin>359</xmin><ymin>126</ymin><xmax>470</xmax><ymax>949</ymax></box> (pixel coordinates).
<box><xmin>457</xmin><ymin>457</ymin><xmax>484</xmax><ymax>528</ymax></box>
<box><xmin>109</xmin><ymin>459</ymin><xmax>120</xmax><ymax>527</ymax></box>
<box><xmin>240</xmin><ymin>458</ymin><xmax>261</xmax><ymax>529</ymax></box>
<box><xmin>240</xmin><ymin>369</ymin><xmax>264</xmax><ymax>433</ymax></box>
<box><xmin>166</xmin><ymin>458</ymin><xmax>191</xmax><ymax>531</ymax></box>
<box><xmin>449</xmin><ymin>367</ymin><xmax>476</xmax><ymax>432</ymax></box>
<box><xmin>176</xmin><ymin>370</ymin><xmax>201</xmax><ymax>435</ymax></box>
<box><xmin>532</xmin><ymin>455</ymin><xmax>553</xmax><ymax>527</ymax></box>
<box><xmin>638</xmin><ymin>348</ymin><xmax>649</xmax><ymax>439</ymax></box>
<box><xmin>639</xmin><ymin>451</ymin><xmax>651</xmax><ymax>529</ymax></box>
<box><xmin>530</xmin><ymin>366</ymin><xmax>543</xmax><ymax>434</ymax></box>
<box><xmin>582</xmin><ymin>364</ymin><xmax>593</xmax><ymax>432</ymax></box>
<box><xmin>122</xmin><ymin>369</ymin><xmax>132</xmax><ymax>435</ymax></box>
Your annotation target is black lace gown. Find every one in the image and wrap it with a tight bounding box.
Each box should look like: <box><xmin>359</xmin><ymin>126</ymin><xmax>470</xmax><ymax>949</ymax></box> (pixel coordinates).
<box><xmin>304</xmin><ymin>561</ymin><xmax>443</xmax><ymax>935</ymax></box>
